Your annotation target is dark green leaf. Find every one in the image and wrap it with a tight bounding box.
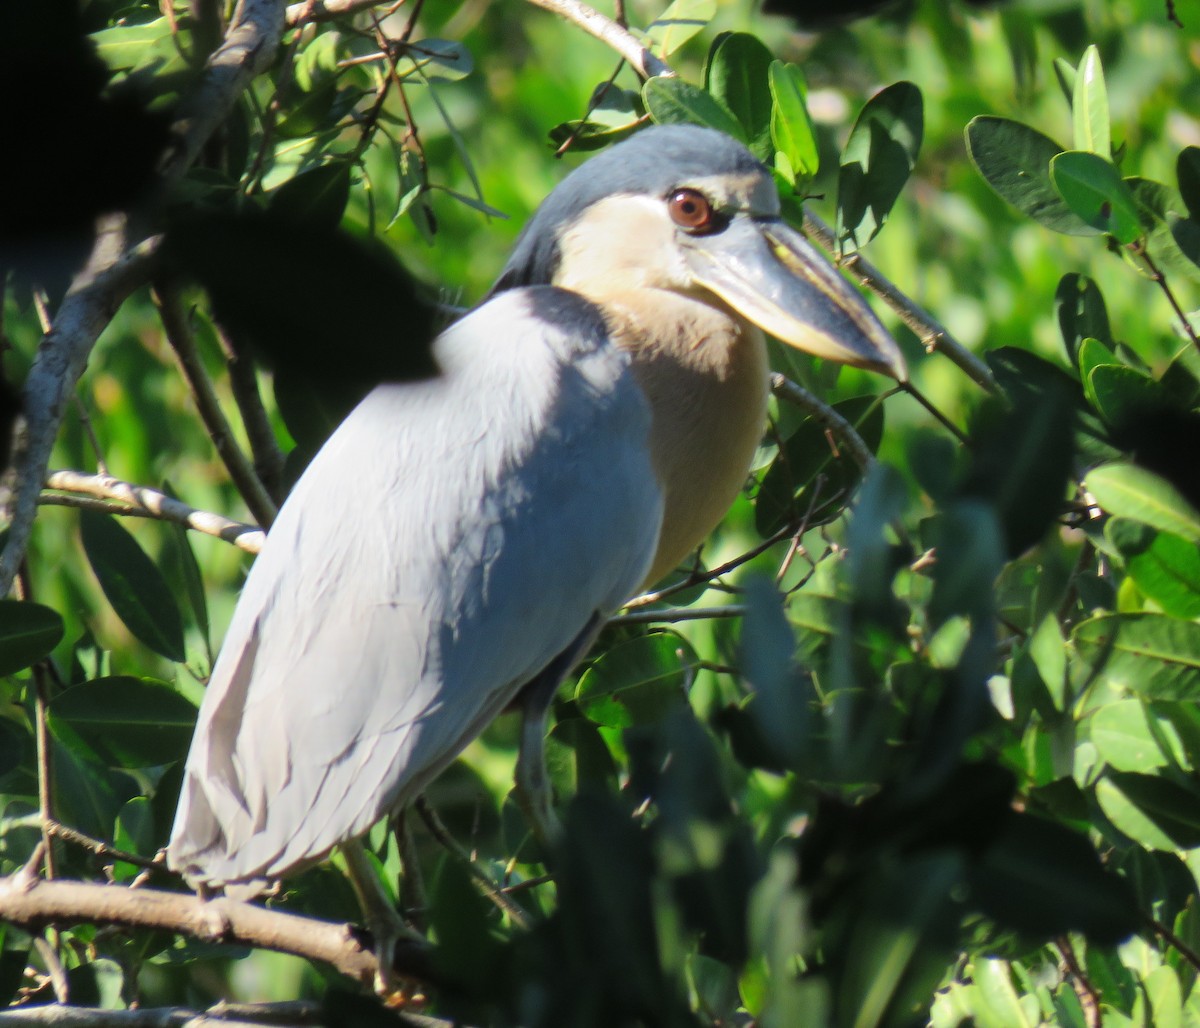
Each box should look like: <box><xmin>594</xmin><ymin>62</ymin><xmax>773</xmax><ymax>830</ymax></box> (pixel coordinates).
<box><xmin>266</xmin><ymin>162</ymin><xmax>351</xmax><ymax>230</ymax></box>
<box><xmin>965</xmin><ymin>116</ymin><xmax>1096</xmax><ymax>235</ymax></box>
<box><xmin>50</xmin><ymin>736</ymin><xmax>138</xmax><ymax>840</ymax></box>
<box><xmin>49</xmin><ymin>676</ymin><xmax>198</xmax><ymax>767</ymax></box>
<box><xmin>706</xmin><ymin>34</ymin><xmax>773</xmax><ymax>161</ymax></box>
<box><xmin>1088</xmin><ymin>363</ymin><xmax>1172</xmax><ymax>429</ymax></box>
<box><xmin>428</xmin><ymin>857</ymin><xmax>505</xmax><ymax>998</ymax></box>
<box><xmin>80</xmin><ymin>512</ymin><xmax>185</xmax><ymax>662</ymax></box>
<box><xmin>755</xmin><ymin>396</ymin><xmax>884</xmax><ymax>536</ymax></box>
<box><xmin>1073</xmin><ymin>613</ymin><xmax>1200</xmax><ymax>700</ymax></box>
<box><xmin>1099</xmin><ymin>771</ymin><xmax>1200</xmax><ymax>850</ymax></box>
<box><xmin>642</xmin><ymin>78</ymin><xmax>744</xmax><ymax>141</ymax></box>
<box><xmin>928</xmin><ymin>500</ymin><xmax>1004</xmax><ymax>624</ymax></box>
<box><xmin>1055</xmin><ymin>273</ymin><xmax>1111</xmax><ymax>362</ymax></box>
<box><xmin>1049</xmin><ymin>151</ymin><xmax>1142</xmax><ymax>243</ymax></box>
<box><xmin>574</xmin><ymin>632</ymin><xmax>696</xmax><ymax>728</ymax></box>
<box><xmin>546</xmin><ymin>716</ymin><xmax>618</xmax><ymax>797</ymax></box>
<box><xmin>971</xmin><ymin>811</ymin><xmax>1139</xmax><ymax>943</ymax></box>
<box><xmin>837</xmin><ymin>81</ymin><xmax>923</xmax><ymax>250</ymax></box>
<box><xmin>1177</xmin><ymin>146</ymin><xmax>1200</xmax><ymax>220</ymax></box>
<box><xmin>0</xmin><ymin>718</ymin><xmax>29</xmax><ymax>781</ymax></box>
<box><xmin>0</xmin><ymin>600</ymin><xmax>64</xmax><ymax>676</ymax></box>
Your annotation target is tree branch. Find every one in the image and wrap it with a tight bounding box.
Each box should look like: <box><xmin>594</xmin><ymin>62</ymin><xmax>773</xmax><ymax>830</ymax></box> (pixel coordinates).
<box><xmin>520</xmin><ymin>0</ymin><xmax>672</xmax><ymax>79</ymax></box>
<box><xmin>801</xmin><ymin>210</ymin><xmax>996</xmax><ymax>393</ymax></box>
<box><xmin>0</xmin><ymin>876</ymin><xmax>435</xmax><ymax>991</ymax></box>
<box><xmin>41</xmin><ymin>471</ymin><xmax>264</xmax><ymax>553</ymax></box>
<box><xmin>770</xmin><ymin>373</ymin><xmax>876</xmax><ymax>471</ymax></box>
<box><xmin>0</xmin><ymin>0</ymin><xmax>287</xmax><ymax>597</ymax></box>
<box><xmin>285</xmin><ymin>0</ymin><xmax>403</xmax><ymax>26</ymax></box>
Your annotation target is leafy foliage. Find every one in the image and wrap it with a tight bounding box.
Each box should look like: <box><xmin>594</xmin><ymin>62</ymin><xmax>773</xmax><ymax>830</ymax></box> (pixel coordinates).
<box><xmin>4</xmin><ymin>1</ymin><xmax>1200</xmax><ymax>1025</ymax></box>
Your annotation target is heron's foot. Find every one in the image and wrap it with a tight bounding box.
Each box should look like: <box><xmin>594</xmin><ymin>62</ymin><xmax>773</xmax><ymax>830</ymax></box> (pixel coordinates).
<box><xmin>365</xmin><ymin>906</ymin><xmax>427</xmax><ymax>998</ymax></box>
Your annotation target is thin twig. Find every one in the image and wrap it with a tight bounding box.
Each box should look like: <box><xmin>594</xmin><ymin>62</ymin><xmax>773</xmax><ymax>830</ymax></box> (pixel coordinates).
<box><xmin>610</xmin><ymin>604</ymin><xmax>747</xmax><ymax>626</ymax></box>
<box><xmin>31</xmin><ymin>936</ymin><xmax>69</xmax><ymax>1005</ymax></box>
<box><xmin>801</xmin><ymin>210</ymin><xmax>996</xmax><ymax>393</ymax></box>
<box><xmin>44</xmin><ymin>820</ymin><xmax>164</xmax><ymax>874</ymax></box>
<box><xmin>1135</xmin><ymin>243</ymin><xmax>1200</xmax><ymax>355</ymax></box>
<box><xmin>213</xmin><ymin>323</ymin><xmax>286</xmax><ymax>505</ymax></box>
<box><xmin>42</xmin><ymin>470</ymin><xmax>264</xmax><ymax>553</ymax></box>
<box><xmin>153</xmin><ymin>286</ymin><xmax>278</xmax><ymax>529</ymax></box>
<box><xmin>770</xmin><ymin>372</ymin><xmax>877</xmax><ymax>471</ymax></box>
<box><xmin>414</xmin><ymin>799</ymin><xmax>532</xmax><ymax>930</ymax></box>
<box><xmin>1056</xmin><ymin>935</ymin><xmax>1101</xmax><ymax>1028</ymax></box>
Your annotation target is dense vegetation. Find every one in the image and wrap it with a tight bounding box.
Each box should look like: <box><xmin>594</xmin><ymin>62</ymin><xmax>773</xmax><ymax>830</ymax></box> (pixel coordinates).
<box><xmin>3</xmin><ymin>0</ymin><xmax>1200</xmax><ymax>1024</ymax></box>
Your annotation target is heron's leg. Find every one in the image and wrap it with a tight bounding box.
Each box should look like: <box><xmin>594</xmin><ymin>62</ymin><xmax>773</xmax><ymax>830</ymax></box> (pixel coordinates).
<box><xmin>341</xmin><ymin>837</ymin><xmax>423</xmax><ymax>993</ymax></box>
<box><xmin>515</xmin><ymin>613</ymin><xmax>605</xmax><ymax>850</ymax></box>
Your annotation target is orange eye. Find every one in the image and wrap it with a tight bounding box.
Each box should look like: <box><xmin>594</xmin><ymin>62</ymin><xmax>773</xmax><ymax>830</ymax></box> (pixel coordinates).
<box><xmin>668</xmin><ymin>188</ymin><xmax>714</xmax><ymax>231</ymax></box>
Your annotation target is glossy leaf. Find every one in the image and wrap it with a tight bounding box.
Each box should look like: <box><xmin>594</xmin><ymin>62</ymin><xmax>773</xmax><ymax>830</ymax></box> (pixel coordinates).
<box><xmin>645</xmin><ymin>0</ymin><xmax>715</xmax><ymax>58</ymax></box>
<box><xmin>1049</xmin><ymin>151</ymin><xmax>1142</xmax><ymax>243</ymax></box>
<box><xmin>966</xmin><ymin>117</ymin><xmax>1096</xmax><ymax>235</ymax></box>
<box><xmin>266</xmin><ymin>162</ymin><xmax>352</xmax><ymax>230</ymax></box>
<box><xmin>1098</xmin><ymin>772</ymin><xmax>1200</xmax><ymax>850</ymax></box>
<box><xmin>642</xmin><ymin>77</ymin><xmax>744</xmax><ymax>140</ymax></box>
<box><xmin>1071</xmin><ymin>45</ymin><xmax>1111</xmax><ymax>157</ymax></box>
<box><xmin>768</xmin><ymin>61</ymin><xmax>818</xmax><ymax>186</ymax></box>
<box><xmin>1091</xmin><ymin>699</ymin><xmax>1173</xmax><ymax>772</ymax></box>
<box><xmin>574</xmin><ymin>633</ymin><xmax>697</xmax><ymax>728</ymax></box>
<box><xmin>1088</xmin><ymin>363</ymin><xmax>1172</xmax><ymax>429</ymax></box>
<box><xmin>0</xmin><ymin>600</ymin><xmax>64</xmax><ymax>676</ymax></box>
<box><xmin>80</xmin><ymin>512</ymin><xmax>185</xmax><ymax>662</ymax></box>
<box><xmin>49</xmin><ymin>676</ymin><xmax>198</xmax><ymax>767</ymax></box>
<box><xmin>836</xmin><ymin>81</ymin><xmax>923</xmax><ymax>250</ymax></box>
<box><xmin>706</xmin><ymin>34</ymin><xmax>773</xmax><ymax>161</ymax></box>
<box><xmin>1072</xmin><ymin>613</ymin><xmax>1200</xmax><ymax>700</ymax></box>
<box><xmin>1108</xmin><ymin>519</ymin><xmax>1200</xmax><ymax>618</ymax></box>
<box><xmin>1086</xmin><ymin>463</ymin><xmax>1200</xmax><ymax>544</ymax></box>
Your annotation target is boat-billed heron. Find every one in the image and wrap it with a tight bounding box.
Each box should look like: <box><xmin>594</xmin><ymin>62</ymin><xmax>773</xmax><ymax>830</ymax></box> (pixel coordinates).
<box><xmin>168</xmin><ymin>125</ymin><xmax>904</xmax><ymax>919</ymax></box>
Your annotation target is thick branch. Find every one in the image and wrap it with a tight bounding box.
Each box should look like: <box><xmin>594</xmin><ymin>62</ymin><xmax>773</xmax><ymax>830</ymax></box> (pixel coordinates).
<box><xmin>41</xmin><ymin>471</ymin><xmax>264</xmax><ymax>553</ymax></box>
<box><xmin>521</xmin><ymin>0</ymin><xmax>672</xmax><ymax>78</ymax></box>
<box><xmin>0</xmin><ymin>0</ymin><xmax>287</xmax><ymax>597</ymax></box>
<box><xmin>285</xmin><ymin>0</ymin><xmax>398</xmax><ymax>25</ymax></box>
<box><xmin>0</xmin><ymin>876</ymin><xmax>433</xmax><ymax>990</ymax></box>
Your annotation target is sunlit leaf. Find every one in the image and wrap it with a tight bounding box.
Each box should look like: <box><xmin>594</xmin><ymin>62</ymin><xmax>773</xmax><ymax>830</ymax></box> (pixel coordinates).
<box><xmin>1086</xmin><ymin>463</ymin><xmax>1200</xmax><ymax>544</ymax></box>
<box><xmin>575</xmin><ymin>633</ymin><xmax>697</xmax><ymax>728</ymax></box>
<box><xmin>769</xmin><ymin>61</ymin><xmax>818</xmax><ymax>186</ymax></box>
<box><xmin>645</xmin><ymin>0</ymin><xmax>715</xmax><ymax>58</ymax></box>
<box><xmin>965</xmin><ymin>116</ymin><xmax>1096</xmax><ymax>235</ymax></box>
<box><xmin>1071</xmin><ymin>45</ymin><xmax>1110</xmax><ymax>158</ymax></box>
<box><xmin>642</xmin><ymin>77</ymin><xmax>744</xmax><ymax>140</ymax></box>
<box><xmin>706</xmin><ymin>34</ymin><xmax>773</xmax><ymax>161</ymax></box>
<box><xmin>1097</xmin><ymin>772</ymin><xmax>1200</xmax><ymax>850</ymax></box>
<box><xmin>1072</xmin><ymin>613</ymin><xmax>1200</xmax><ymax>700</ymax></box>
<box><xmin>1049</xmin><ymin>151</ymin><xmax>1142</xmax><ymax>243</ymax></box>
<box><xmin>837</xmin><ymin>81</ymin><xmax>923</xmax><ymax>251</ymax></box>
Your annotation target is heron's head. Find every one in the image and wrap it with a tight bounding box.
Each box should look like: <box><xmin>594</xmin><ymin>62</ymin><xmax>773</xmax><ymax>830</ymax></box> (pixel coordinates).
<box><xmin>491</xmin><ymin>124</ymin><xmax>905</xmax><ymax>381</ymax></box>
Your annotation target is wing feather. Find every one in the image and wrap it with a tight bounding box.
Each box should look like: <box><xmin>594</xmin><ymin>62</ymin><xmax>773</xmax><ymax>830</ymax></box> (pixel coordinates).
<box><xmin>168</xmin><ymin>287</ymin><xmax>662</xmax><ymax>884</ymax></box>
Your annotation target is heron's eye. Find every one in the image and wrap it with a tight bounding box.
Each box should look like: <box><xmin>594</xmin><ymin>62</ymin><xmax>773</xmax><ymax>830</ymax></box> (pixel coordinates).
<box><xmin>668</xmin><ymin>188</ymin><xmax>714</xmax><ymax>231</ymax></box>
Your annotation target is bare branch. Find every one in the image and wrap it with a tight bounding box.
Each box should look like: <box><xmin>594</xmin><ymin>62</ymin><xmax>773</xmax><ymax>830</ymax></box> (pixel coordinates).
<box><xmin>0</xmin><ymin>0</ymin><xmax>287</xmax><ymax>596</ymax></box>
<box><xmin>0</xmin><ymin>1002</ymin><xmax>460</xmax><ymax>1027</ymax></box>
<box><xmin>153</xmin><ymin>287</ymin><xmax>278</xmax><ymax>528</ymax></box>
<box><xmin>801</xmin><ymin>210</ymin><xmax>996</xmax><ymax>393</ymax></box>
<box><xmin>285</xmin><ymin>0</ymin><xmax>402</xmax><ymax>26</ymax></box>
<box><xmin>521</xmin><ymin>0</ymin><xmax>672</xmax><ymax>79</ymax></box>
<box><xmin>610</xmin><ymin>604</ymin><xmax>747</xmax><ymax>626</ymax></box>
<box><xmin>42</xmin><ymin>471</ymin><xmax>264</xmax><ymax>553</ymax></box>
<box><xmin>0</xmin><ymin>876</ymin><xmax>435</xmax><ymax>990</ymax></box>
<box><xmin>771</xmin><ymin>373</ymin><xmax>876</xmax><ymax>471</ymax></box>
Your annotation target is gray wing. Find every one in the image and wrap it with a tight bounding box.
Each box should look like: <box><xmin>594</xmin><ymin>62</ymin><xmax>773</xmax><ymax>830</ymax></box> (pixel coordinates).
<box><xmin>168</xmin><ymin>287</ymin><xmax>662</xmax><ymax>885</ymax></box>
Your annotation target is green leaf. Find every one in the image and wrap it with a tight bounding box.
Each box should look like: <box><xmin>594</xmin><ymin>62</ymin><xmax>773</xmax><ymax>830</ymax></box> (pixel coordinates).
<box><xmin>1177</xmin><ymin>146</ymin><xmax>1200</xmax><ymax>221</ymax></box>
<box><xmin>1049</xmin><ymin>151</ymin><xmax>1143</xmax><ymax>243</ymax></box>
<box><xmin>1072</xmin><ymin>45</ymin><xmax>1111</xmax><ymax>157</ymax></box>
<box><xmin>574</xmin><ymin>633</ymin><xmax>697</xmax><ymax>728</ymax></box>
<box><xmin>706</xmin><ymin>34</ymin><xmax>774</xmax><ymax>161</ymax></box>
<box><xmin>1077</xmin><ymin>336</ymin><xmax>1117</xmax><ymax>410</ymax></box>
<box><xmin>1086</xmin><ymin>463</ymin><xmax>1200</xmax><ymax>544</ymax></box>
<box><xmin>1098</xmin><ymin>771</ymin><xmax>1200</xmax><ymax>850</ymax></box>
<box><xmin>267</xmin><ymin>162</ymin><xmax>352</xmax><ymax>230</ymax></box>
<box><xmin>971</xmin><ymin>811</ymin><xmax>1139</xmax><ymax>942</ymax></box>
<box><xmin>1072</xmin><ymin>613</ymin><xmax>1200</xmax><ymax>701</ymax></box>
<box><xmin>755</xmin><ymin>396</ymin><xmax>884</xmax><ymax>536</ymax></box>
<box><xmin>1056</xmin><ymin>274</ymin><xmax>1112</xmax><ymax>363</ymax></box>
<box><xmin>0</xmin><ymin>600</ymin><xmax>64</xmax><ymax>677</ymax></box>
<box><xmin>769</xmin><ymin>61</ymin><xmax>818</xmax><ymax>187</ymax></box>
<box><xmin>965</xmin><ymin>116</ymin><xmax>1096</xmax><ymax>235</ymax></box>
<box><xmin>49</xmin><ymin>676</ymin><xmax>198</xmax><ymax>767</ymax></box>
<box><xmin>642</xmin><ymin>78</ymin><xmax>744</xmax><ymax>140</ymax></box>
<box><xmin>836</xmin><ymin>81</ymin><xmax>923</xmax><ymax>251</ymax></box>
<box><xmin>80</xmin><ymin>512</ymin><xmax>185</xmax><ymax>662</ymax></box>
<box><xmin>645</xmin><ymin>0</ymin><xmax>716</xmax><ymax>58</ymax></box>
<box><xmin>1091</xmin><ymin>699</ymin><xmax>1173</xmax><ymax>772</ymax></box>
<box><xmin>1088</xmin><ymin>363</ymin><xmax>1172</xmax><ymax>429</ymax></box>
<box><xmin>1108</xmin><ymin>519</ymin><xmax>1200</xmax><ymax>618</ymax></box>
